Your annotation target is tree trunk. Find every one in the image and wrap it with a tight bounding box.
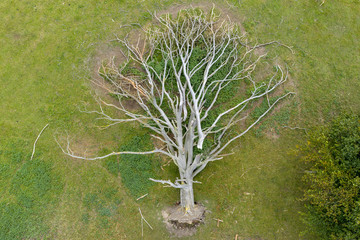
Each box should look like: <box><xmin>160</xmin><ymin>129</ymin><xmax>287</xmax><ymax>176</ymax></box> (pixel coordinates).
<box><xmin>180</xmin><ymin>182</ymin><xmax>195</xmax><ymax>213</ymax></box>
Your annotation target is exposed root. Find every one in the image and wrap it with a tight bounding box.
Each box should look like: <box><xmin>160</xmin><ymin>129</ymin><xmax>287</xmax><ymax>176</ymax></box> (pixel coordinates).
<box><xmin>162</xmin><ymin>204</ymin><xmax>206</xmax><ymax>237</ymax></box>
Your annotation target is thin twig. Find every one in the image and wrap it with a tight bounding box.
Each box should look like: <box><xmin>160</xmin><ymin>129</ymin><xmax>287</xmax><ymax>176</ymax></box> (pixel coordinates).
<box><xmin>136</xmin><ymin>193</ymin><xmax>148</xmax><ymax>201</ymax></box>
<box><xmin>281</xmin><ymin>125</ymin><xmax>308</xmax><ymax>134</ymax></box>
<box><xmin>31</xmin><ymin>123</ymin><xmax>49</xmax><ymax>160</ymax></box>
<box><xmin>240</xmin><ymin>163</ymin><xmax>269</xmax><ymax>178</ymax></box>
<box><xmin>207</xmin><ymin>173</ymin><xmax>215</xmax><ymax>181</ymax></box>
<box><xmin>141</xmin><ymin>214</ymin><xmax>144</xmax><ymax>237</ymax></box>
<box><xmin>225</xmin><ymin>0</ymin><xmax>236</xmax><ymax>9</ymax></box>
<box><xmin>213</xmin><ymin>218</ymin><xmax>223</xmax><ymax>227</ymax></box>
<box><xmin>119</xmin><ymin>23</ymin><xmax>146</xmax><ymax>32</ymax></box>
<box><xmin>252</xmin><ymin>41</ymin><xmax>295</xmax><ymax>54</ymax></box>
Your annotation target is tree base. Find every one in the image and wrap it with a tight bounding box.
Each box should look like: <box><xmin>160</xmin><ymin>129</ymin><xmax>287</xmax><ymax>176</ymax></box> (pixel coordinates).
<box><xmin>162</xmin><ymin>203</ymin><xmax>206</xmax><ymax>237</ymax></box>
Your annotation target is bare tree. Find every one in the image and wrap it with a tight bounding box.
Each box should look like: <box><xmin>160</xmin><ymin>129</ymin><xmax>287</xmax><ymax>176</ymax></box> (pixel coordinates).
<box><xmin>57</xmin><ymin>8</ymin><xmax>294</xmax><ymax>214</ymax></box>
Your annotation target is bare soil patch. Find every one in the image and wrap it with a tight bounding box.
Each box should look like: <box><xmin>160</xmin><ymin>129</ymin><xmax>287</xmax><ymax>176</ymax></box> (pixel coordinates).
<box><xmin>90</xmin><ymin>44</ymin><xmax>126</xmax><ymax>82</ymax></box>
<box><xmin>89</xmin><ymin>43</ymin><xmax>141</xmax><ymax>112</ymax></box>
<box><xmin>57</xmin><ymin>134</ymin><xmax>108</xmax><ymax>160</ymax></box>
<box><xmin>254</xmin><ymin>46</ymin><xmax>267</xmax><ymax>56</ymax></box>
<box><xmin>162</xmin><ymin>204</ymin><xmax>206</xmax><ymax>238</ymax></box>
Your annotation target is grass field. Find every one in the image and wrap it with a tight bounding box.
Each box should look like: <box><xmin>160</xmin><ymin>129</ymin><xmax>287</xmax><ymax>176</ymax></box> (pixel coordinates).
<box><xmin>1</xmin><ymin>0</ymin><xmax>359</xmax><ymax>239</ymax></box>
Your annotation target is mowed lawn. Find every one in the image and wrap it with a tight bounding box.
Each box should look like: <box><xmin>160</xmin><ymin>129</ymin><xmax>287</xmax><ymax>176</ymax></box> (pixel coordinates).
<box><xmin>0</xmin><ymin>0</ymin><xmax>359</xmax><ymax>239</ymax></box>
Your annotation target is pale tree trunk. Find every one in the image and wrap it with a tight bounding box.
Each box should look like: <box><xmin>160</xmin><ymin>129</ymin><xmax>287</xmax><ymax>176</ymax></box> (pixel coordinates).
<box><xmin>180</xmin><ymin>181</ymin><xmax>194</xmax><ymax>212</ymax></box>
<box><xmin>179</xmin><ymin>163</ymin><xmax>196</xmax><ymax>212</ymax></box>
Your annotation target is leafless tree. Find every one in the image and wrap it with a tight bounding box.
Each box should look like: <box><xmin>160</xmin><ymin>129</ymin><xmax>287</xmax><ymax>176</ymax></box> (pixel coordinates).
<box><xmin>57</xmin><ymin>8</ymin><xmax>294</xmax><ymax>214</ymax></box>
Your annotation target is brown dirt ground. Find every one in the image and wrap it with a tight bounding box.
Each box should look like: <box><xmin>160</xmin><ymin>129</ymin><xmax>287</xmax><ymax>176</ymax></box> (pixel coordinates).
<box><xmin>162</xmin><ymin>204</ymin><xmax>206</xmax><ymax>238</ymax></box>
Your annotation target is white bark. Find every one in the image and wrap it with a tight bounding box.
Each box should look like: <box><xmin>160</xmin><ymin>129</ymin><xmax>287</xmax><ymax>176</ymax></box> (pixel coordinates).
<box><xmin>57</xmin><ymin>8</ymin><xmax>294</xmax><ymax>212</ymax></box>
<box><xmin>180</xmin><ymin>183</ymin><xmax>194</xmax><ymax>211</ymax></box>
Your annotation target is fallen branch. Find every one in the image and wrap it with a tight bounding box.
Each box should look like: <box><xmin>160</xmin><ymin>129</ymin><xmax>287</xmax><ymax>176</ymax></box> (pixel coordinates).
<box><xmin>31</xmin><ymin>123</ymin><xmax>49</xmax><ymax>160</ymax></box>
<box><xmin>213</xmin><ymin>218</ymin><xmax>223</xmax><ymax>227</ymax></box>
<box><xmin>139</xmin><ymin>207</ymin><xmax>153</xmax><ymax>237</ymax></box>
<box><xmin>136</xmin><ymin>193</ymin><xmax>148</xmax><ymax>201</ymax></box>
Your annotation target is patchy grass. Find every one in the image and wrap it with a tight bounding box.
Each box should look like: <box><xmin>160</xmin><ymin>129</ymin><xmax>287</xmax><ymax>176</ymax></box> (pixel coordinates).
<box><xmin>104</xmin><ymin>134</ymin><xmax>160</xmax><ymax>198</ymax></box>
<box><xmin>0</xmin><ymin>142</ymin><xmax>62</xmax><ymax>239</ymax></box>
<box><xmin>0</xmin><ymin>0</ymin><xmax>359</xmax><ymax>239</ymax></box>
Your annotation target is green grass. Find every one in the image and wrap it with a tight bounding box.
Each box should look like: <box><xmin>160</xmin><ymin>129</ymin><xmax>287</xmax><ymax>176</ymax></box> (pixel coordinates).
<box><xmin>104</xmin><ymin>134</ymin><xmax>160</xmax><ymax>198</ymax></box>
<box><xmin>0</xmin><ymin>142</ymin><xmax>62</xmax><ymax>239</ymax></box>
<box><xmin>0</xmin><ymin>0</ymin><xmax>359</xmax><ymax>239</ymax></box>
